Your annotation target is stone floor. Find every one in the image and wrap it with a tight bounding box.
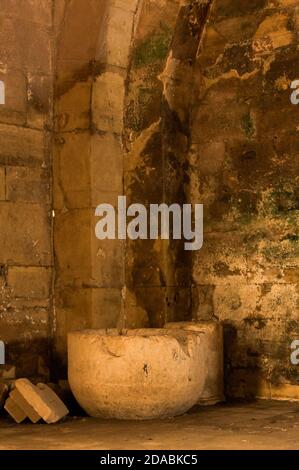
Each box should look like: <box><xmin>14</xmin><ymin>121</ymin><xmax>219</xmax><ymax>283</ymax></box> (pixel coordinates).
<box><xmin>1</xmin><ymin>400</ymin><xmax>299</xmax><ymax>450</ymax></box>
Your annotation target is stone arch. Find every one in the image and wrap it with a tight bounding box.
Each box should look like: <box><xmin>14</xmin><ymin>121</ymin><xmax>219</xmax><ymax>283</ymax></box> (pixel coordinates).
<box><xmin>52</xmin><ymin>0</ymin><xmax>213</xmax><ymax>371</ymax></box>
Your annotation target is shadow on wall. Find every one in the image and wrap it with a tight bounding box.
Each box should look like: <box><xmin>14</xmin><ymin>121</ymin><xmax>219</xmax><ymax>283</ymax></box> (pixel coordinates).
<box><xmin>4</xmin><ymin>339</ymin><xmax>50</xmax><ymax>381</ymax></box>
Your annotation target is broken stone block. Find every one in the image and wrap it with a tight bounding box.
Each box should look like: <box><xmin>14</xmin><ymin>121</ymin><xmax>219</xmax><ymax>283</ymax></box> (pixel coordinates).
<box><xmin>36</xmin><ymin>383</ymin><xmax>69</xmax><ymax>423</ymax></box>
<box><xmin>4</xmin><ymin>397</ymin><xmax>27</xmax><ymax>423</ymax></box>
<box><xmin>10</xmin><ymin>389</ymin><xmax>41</xmax><ymax>423</ymax></box>
<box><xmin>15</xmin><ymin>378</ymin><xmax>69</xmax><ymax>424</ymax></box>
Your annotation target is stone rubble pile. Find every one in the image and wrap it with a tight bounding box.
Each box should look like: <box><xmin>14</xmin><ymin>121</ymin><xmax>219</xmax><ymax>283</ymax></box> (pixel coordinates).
<box><xmin>2</xmin><ymin>378</ymin><xmax>69</xmax><ymax>424</ymax></box>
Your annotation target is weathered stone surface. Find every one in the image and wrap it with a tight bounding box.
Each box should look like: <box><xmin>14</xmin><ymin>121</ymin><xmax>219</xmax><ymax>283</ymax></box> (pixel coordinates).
<box><xmin>0</xmin><ymin>202</ymin><xmax>51</xmax><ymax>266</ymax></box>
<box><xmin>55</xmin><ymin>80</ymin><xmax>91</xmax><ymax>132</ymax></box>
<box><xmin>90</xmin><ymin>133</ymin><xmax>123</xmax><ymax>201</ymax></box>
<box><xmin>54</xmin><ymin>286</ymin><xmax>92</xmax><ymax>365</ymax></box>
<box><xmin>68</xmin><ymin>328</ymin><xmax>204</xmax><ymax>419</ymax></box>
<box><xmin>193</xmin><ymin>232</ymin><xmax>248</xmax><ymax>285</ymax></box>
<box><xmin>27</xmin><ymin>73</ymin><xmax>52</xmax><ymax>129</ymax></box>
<box><xmin>6</xmin><ymin>167</ymin><xmax>50</xmax><ymax>203</ymax></box>
<box><xmin>7</xmin><ymin>267</ymin><xmax>51</xmax><ymax>299</ymax></box>
<box><xmin>100</xmin><ymin>6</ymin><xmax>135</xmax><ymax>68</ymax></box>
<box><xmin>0</xmin><ymin>17</ymin><xmax>51</xmax><ymax>73</ymax></box>
<box><xmin>92</xmin><ymin>72</ymin><xmax>125</xmax><ymax>134</ymax></box>
<box><xmin>0</xmin><ymin>0</ymin><xmax>52</xmax><ymax>379</ymax></box>
<box><xmin>0</xmin><ymin>125</ymin><xmax>45</xmax><ymax>166</ymax></box>
<box><xmin>54</xmin><ymin>209</ymin><xmax>92</xmax><ymax>283</ymax></box>
<box><xmin>10</xmin><ymin>388</ymin><xmax>41</xmax><ymax>423</ymax></box>
<box><xmin>165</xmin><ymin>287</ymin><xmax>192</xmax><ymax>324</ymax></box>
<box><xmin>15</xmin><ymin>379</ymin><xmax>69</xmax><ymax>424</ymax></box>
<box><xmin>4</xmin><ymin>397</ymin><xmax>27</xmax><ymax>423</ymax></box>
<box><xmin>91</xmin><ymin>288</ymin><xmax>122</xmax><ymax>329</ymax></box>
<box><xmin>53</xmin><ymin>132</ymin><xmax>91</xmax><ymax>210</ymax></box>
<box><xmin>121</xmin><ymin>0</ymin><xmax>210</xmax><ymax>333</ymax></box>
<box><xmin>56</xmin><ymin>0</ymin><xmax>105</xmax><ymax>66</ymax></box>
<box><xmin>0</xmin><ymin>0</ymin><xmax>296</xmax><ymax>401</ymax></box>
<box><xmin>1</xmin><ymin>0</ymin><xmax>52</xmax><ymax>26</ymax></box>
<box><xmin>0</xmin><ymin>68</ymin><xmax>27</xmax><ymax>126</ymax></box>
<box><xmin>190</xmin><ymin>0</ymin><xmax>299</xmax><ymax>398</ymax></box>
<box><xmin>111</xmin><ymin>0</ymin><xmax>139</xmax><ymax>13</ymax></box>
<box><xmin>91</xmin><ymin>237</ymin><xmax>124</xmax><ymax>288</ymax></box>
<box><xmin>165</xmin><ymin>321</ymin><xmax>224</xmax><ymax>405</ymax></box>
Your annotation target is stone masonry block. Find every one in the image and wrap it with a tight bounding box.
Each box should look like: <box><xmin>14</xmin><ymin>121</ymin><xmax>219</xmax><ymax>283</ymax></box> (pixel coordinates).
<box><xmin>0</xmin><ymin>17</ymin><xmax>51</xmax><ymax>73</ymax></box>
<box><xmin>7</xmin><ymin>266</ymin><xmax>51</xmax><ymax>299</ymax></box>
<box><xmin>90</xmin><ymin>133</ymin><xmax>123</xmax><ymax>203</ymax></box>
<box><xmin>10</xmin><ymin>388</ymin><xmax>41</xmax><ymax>423</ymax></box>
<box><xmin>1</xmin><ymin>0</ymin><xmax>52</xmax><ymax>26</ymax></box>
<box><xmin>53</xmin><ymin>132</ymin><xmax>91</xmax><ymax>210</ymax></box>
<box><xmin>55</xmin><ymin>79</ymin><xmax>91</xmax><ymax>132</ymax></box>
<box><xmin>92</xmin><ymin>72</ymin><xmax>124</xmax><ymax>134</ymax></box>
<box><xmin>6</xmin><ymin>166</ymin><xmax>50</xmax><ymax>203</ymax></box>
<box><xmin>193</xmin><ymin>232</ymin><xmax>248</xmax><ymax>286</ymax></box>
<box><xmin>15</xmin><ymin>378</ymin><xmax>69</xmax><ymax>423</ymax></box>
<box><xmin>4</xmin><ymin>396</ymin><xmax>27</xmax><ymax>423</ymax></box>
<box><xmin>0</xmin><ymin>124</ymin><xmax>45</xmax><ymax>166</ymax></box>
<box><xmin>91</xmin><ymin>288</ymin><xmax>122</xmax><ymax>329</ymax></box>
<box><xmin>0</xmin><ymin>202</ymin><xmax>51</xmax><ymax>266</ymax></box>
<box><xmin>91</xmin><ymin>237</ymin><xmax>124</xmax><ymax>288</ymax></box>
<box><xmin>54</xmin><ymin>208</ymin><xmax>92</xmax><ymax>283</ymax></box>
<box><xmin>27</xmin><ymin>73</ymin><xmax>53</xmax><ymax>129</ymax></box>
<box><xmin>0</xmin><ymin>68</ymin><xmax>27</xmax><ymax>126</ymax></box>
<box><xmin>104</xmin><ymin>6</ymin><xmax>135</xmax><ymax>68</ymax></box>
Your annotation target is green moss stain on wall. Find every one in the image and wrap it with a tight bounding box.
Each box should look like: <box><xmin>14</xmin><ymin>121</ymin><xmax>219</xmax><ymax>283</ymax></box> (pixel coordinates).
<box><xmin>133</xmin><ymin>23</ymin><xmax>173</xmax><ymax>68</ymax></box>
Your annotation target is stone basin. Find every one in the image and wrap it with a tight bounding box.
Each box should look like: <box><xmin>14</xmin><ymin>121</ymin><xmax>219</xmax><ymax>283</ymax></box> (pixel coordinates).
<box><xmin>165</xmin><ymin>321</ymin><xmax>224</xmax><ymax>405</ymax></box>
<box><xmin>68</xmin><ymin>328</ymin><xmax>205</xmax><ymax>420</ymax></box>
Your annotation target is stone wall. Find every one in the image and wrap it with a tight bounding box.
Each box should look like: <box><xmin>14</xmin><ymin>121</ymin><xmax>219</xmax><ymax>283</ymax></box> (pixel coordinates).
<box><xmin>52</xmin><ymin>0</ymin><xmax>137</xmax><ymax>372</ymax></box>
<box><xmin>123</xmin><ymin>0</ymin><xmax>213</xmax><ymax>327</ymax></box>
<box><xmin>191</xmin><ymin>0</ymin><xmax>299</xmax><ymax>399</ymax></box>
<box><xmin>0</xmin><ymin>0</ymin><xmax>53</xmax><ymax>380</ymax></box>
<box><xmin>0</xmin><ymin>0</ymin><xmax>298</xmax><ymax>400</ymax></box>
<box><xmin>52</xmin><ymin>0</ymin><xmax>213</xmax><ymax>370</ymax></box>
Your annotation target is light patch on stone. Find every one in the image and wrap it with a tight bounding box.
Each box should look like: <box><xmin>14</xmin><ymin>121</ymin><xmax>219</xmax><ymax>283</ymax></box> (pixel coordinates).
<box><xmin>262</xmin><ymin>53</ymin><xmax>276</xmax><ymax>74</ymax></box>
<box><xmin>159</xmin><ymin>53</ymin><xmax>194</xmax><ymax>113</ymax></box>
<box><xmin>272</xmin><ymin>0</ymin><xmax>299</xmax><ymax>6</ymax></box>
<box><xmin>126</xmin><ymin>119</ymin><xmax>161</xmax><ymax>171</ymax></box>
<box><xmin>92</xmin><ymin>72</ymin><xmax>125</xmax><ymax>134</ymax></box>
<box><xmin>254</xmin><ymin>13</ymin><xmax>294</xmax><ymax>49</ymax></box>
<box><xmin>203</xmin><ymin>68</ymin><xmax>259</xmax><ymax>88</ymax></box>
<box><xmin>252</xmin><ymin>37</ymin><xmax>273</xmax><ymax>54</ymax></box>
<box><xmin>275</xmin><ymin>74</ymin><xmax>291</xmax><ymax>91</ymax></box>
<box><xmin>100</xmin><ymin>5</ymin><xmax>135</xmax><ymax>68</ymax></box>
